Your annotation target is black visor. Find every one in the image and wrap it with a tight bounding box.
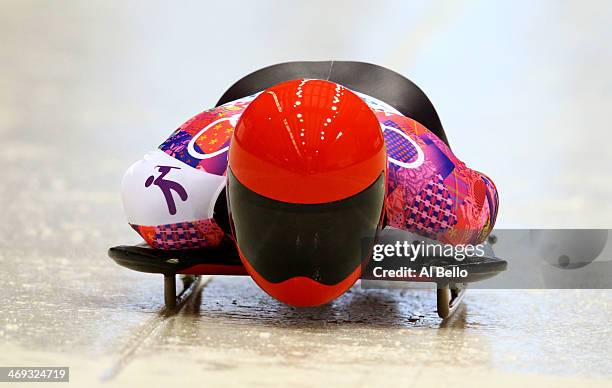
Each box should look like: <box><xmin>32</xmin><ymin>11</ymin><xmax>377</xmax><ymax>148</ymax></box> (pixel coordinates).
<box><xmin>227</xmin><ymin>169</ymin><xmax>385</xmax><ymax>285</ymax></box>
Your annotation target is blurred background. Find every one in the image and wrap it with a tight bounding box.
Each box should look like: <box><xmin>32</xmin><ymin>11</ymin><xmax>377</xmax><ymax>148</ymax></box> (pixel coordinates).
<box><xmin>2</xmin><ymin>0</ymin><xmax>611</xmax><ymax>229</ymax></box>
<box><xmin>1</xmin><ymin>1</ymin><xmax>612</xmax><ymax>386</ymax></box>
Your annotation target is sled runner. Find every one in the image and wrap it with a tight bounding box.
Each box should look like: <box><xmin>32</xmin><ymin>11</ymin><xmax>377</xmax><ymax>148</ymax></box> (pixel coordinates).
<box><xmin>108</xmin><ymin>235</ymin><xmax>506</xmax><ymax>318</ymax></box>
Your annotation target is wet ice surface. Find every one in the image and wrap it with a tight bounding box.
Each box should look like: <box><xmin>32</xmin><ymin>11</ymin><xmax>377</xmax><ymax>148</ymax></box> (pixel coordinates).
<box><xmin>145</xmin><ymin>280</ymin><xmax>612</xmax><ymax>377</ymax></box>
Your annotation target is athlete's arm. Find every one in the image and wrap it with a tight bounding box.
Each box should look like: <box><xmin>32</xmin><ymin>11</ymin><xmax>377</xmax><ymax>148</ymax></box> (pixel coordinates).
<box><xmin>121</xmin><ymin>95</ymin><xmax>256</xmax><ymax>249</ymax></box>
<box><xmin>364</xmin><ymin>99</ymin><xmax>498</xmax><ymax>245</ymax></box>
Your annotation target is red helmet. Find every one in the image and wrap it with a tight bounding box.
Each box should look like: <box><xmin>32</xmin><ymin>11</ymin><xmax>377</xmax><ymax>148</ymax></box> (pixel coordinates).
<box><xmin>227</xmin><ymin>79</ymin><xmax>386</xmax><ymax>306</ymax></box>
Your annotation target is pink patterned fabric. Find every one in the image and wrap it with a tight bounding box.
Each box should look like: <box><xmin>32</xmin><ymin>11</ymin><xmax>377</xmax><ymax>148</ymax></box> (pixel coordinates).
<box><xmin>130</xmin><ymin>86</ymin><xmax>498</xmax><ymax>249</ymax></box>
<box><xmin>130</xmin><ymin>219</ymin><xmax>224</xmax><ymax>250</ymax></box>
<box><xmin>372</xmin><ymin>109</ymin><xmax>498</xmax><ymax>244</ymax></box>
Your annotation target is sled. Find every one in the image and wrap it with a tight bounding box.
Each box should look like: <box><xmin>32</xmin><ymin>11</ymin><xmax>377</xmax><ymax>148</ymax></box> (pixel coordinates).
<box><xmin>108</xmin><ymin>61</ymin><xmax>507</xmax><ymax>319</ymax></box>
<box><xmin>108</xmin><ymin>236</ymin><xmax>506</xmax><ymax>318</ymax></box>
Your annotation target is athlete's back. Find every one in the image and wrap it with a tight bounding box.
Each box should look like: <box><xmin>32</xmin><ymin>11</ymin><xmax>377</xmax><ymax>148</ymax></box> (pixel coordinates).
<box><xmin>122</xmin><ymin>83</ymin><xmax>497</xmax><ymax>249</ymax></box>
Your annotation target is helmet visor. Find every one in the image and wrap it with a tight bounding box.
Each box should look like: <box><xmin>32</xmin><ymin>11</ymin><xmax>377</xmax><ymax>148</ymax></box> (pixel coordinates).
<box><xmin>227</xmin><ymin>169</ymin><xmax>385</xmax><ymax>285</ymax></box>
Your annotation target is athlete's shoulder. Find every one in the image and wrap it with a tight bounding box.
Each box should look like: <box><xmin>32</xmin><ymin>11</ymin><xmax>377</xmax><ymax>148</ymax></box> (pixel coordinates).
<box><xmin>159</xmin><ymin>93</ymin><xmax>260</xmax><ymax>176</ymax></box>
